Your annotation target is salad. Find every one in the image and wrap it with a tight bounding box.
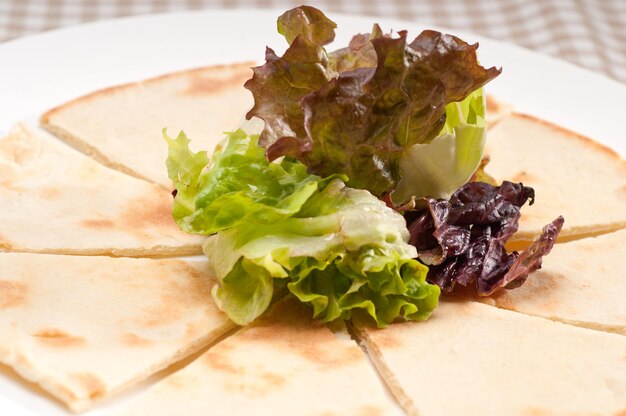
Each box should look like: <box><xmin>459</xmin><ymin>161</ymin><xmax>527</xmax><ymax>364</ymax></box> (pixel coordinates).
<box><xmin>166</xmin><ymin>6</ymin><xmax>563</xmax><ymax>327</ymax></box>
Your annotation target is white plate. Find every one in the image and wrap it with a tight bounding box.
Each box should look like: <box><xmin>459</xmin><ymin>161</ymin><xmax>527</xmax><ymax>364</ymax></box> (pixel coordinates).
<box><xmin>0</xmin><ymin>9</ymin><xmax>625</xmax><ymax>416</ymax></box>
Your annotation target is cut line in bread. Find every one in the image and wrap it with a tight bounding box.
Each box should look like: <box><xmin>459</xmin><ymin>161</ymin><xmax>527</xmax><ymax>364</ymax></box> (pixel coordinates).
<box><xmin>0</xmin><ymin>124</ymin><xmax>202</xmax><ymax>256</ymax></box>
<box><xmin>485</xmin><ymin>112</ymin><xmax>626</xmax><ymax>247</ymax></box>
<box><xmin>110</xmin><ymin>297</ymin><xmax>403</xmax><ymax>416</ymax></box>
<box><xmin>0</xmin><ymin>253</ymin><xmax>236</xmax><ymax>412</ymax></box>
<box><xmin>481</xmin><ymin>228</ymin><xmax>626</xmax><ymax>335</ymax></box>
<box><xmin>353</xmin><ymin>300</ymin><xmax>626</xmax><ymax>416</ymax></box>
<box><xmin>41</xmin><ymin>62</ymin><xmax>255</xmax><ymax>188</ymax></box>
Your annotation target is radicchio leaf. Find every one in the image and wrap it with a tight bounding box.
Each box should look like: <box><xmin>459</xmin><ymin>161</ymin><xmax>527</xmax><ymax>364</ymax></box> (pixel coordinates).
<box><xmin>404</xmin><ymin>181</ymin><xmax>563</xmax><ymax>296</ymax></box>
<box><xmin>245</xmin><ymin>5</ymin><xmax>501</xmax><ymax>196</ymax></box>
<box><xmin>496</xmin><ymin>217</ymin><xmax>564</xmax><ymax>293</ymax></box>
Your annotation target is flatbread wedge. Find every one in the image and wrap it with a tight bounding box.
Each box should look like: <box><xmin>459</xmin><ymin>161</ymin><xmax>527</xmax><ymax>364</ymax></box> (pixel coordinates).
<box><xmin>111</xmin><ymin>296</ymin><xmax>402</xmax><ymax>416</ymax></box>
<box><xmin>41</xmin><ymin>62</ymin><xmax>254</xmax><ymax>188</ymax></box>
<box><xmin>0</xmin><ymin>253</ymin><xmax>235</xmax><ymax>412</ymax></box>
<box><xmin>485</xmin><ymin>113</ymin><xmax>626</xmax><ymax>247</ymax></box>
<box><xmin>0</xmin><ymin>124</ymin><xmax>202</xmax><ymax>256</ymax></box>
<box><xmin>482</xmin><ymin>228</ymin><xmax>626</xmax><ymax>335</ymax></box>
<box><xmin>353</xmin><ymin>301</ymin><xmax>626</xmax><ymax>416</ymax></box>
<box><xmin>485</xmin><ymin>95</ymin><xmax>513</xmax><ymax>128</ymax></box>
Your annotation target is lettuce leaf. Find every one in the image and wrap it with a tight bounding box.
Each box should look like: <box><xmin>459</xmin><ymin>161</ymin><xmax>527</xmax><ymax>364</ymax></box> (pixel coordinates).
<box><xmin>393</xmin><ymin>88</ymin><xmax>487</xmax><ymax>202</ymax></box>
<box><xmin>167</xmin><ymin>128</ymin><xmax>440</xmax><ymax>326</ymax></box>
<box><xmin>164</xmin><ymin>126</ymin><xmax>332</xmax><ymax>235</ymax></box>
<box><xmin>329</xmin><ymin>24</ymin><xmax>383</xmax><ymax>72</ymax></box>
<box><xmin>404</xmin><ymin>181</ymin><xmax>563</xmax><ymax>295</ymax></box>
<box><xmin>277</xmin><ymin>6</ymin><xmax>337</xmax><ymax>46</ymax></box>
<box><xmin>245</xmin><ymin>6</ymin><xmax>500</xmax><ymax>197</ymax></box>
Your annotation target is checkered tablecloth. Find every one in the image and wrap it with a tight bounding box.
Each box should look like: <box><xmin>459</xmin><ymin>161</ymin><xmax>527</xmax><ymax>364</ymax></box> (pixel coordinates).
<box><xmin>1</xmin><ymin>0</ymin><xmax>625</xmax><ymax>83</ymax></box>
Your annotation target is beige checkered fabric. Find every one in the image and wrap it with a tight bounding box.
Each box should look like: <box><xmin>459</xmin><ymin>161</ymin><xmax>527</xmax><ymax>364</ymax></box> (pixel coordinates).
<box><xmin>1</xmin><ymin>0</ymin><xmax>625</xmax><ymax>83</ymax></box>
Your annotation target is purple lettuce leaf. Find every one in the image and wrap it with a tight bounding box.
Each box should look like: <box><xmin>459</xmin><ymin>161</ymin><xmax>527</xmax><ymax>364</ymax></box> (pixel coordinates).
<box><xmin>245</xmin><ymin>5</ymin><xmax>501</xmax><ymax>196</ymax></box>
<box><xmin>329</xmin><ymin>24</ymin><xmax>384</xmax><ymax>72</ymax></box>
<box><xmin>404</xmin><ymin>181</ymin><xmax>563</xmax><ymax>296</ymax></box>
<box><xmin>277</xmin><ymin>5</ymin><xmax>337</xmax><ymax>46</ymax></box>
<box><xmin>244</xmin><ymin>38</ymin><xmax>332</xmax><ymax>161</ymax></box>
<box><xmin>495</xmin><ymin>217</ymin><xmax>564</xmax><ymax>293</ymax></box>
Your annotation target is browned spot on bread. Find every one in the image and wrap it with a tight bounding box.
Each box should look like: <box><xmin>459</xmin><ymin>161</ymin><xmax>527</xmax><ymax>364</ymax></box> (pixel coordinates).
<box><xmin>80</xmin><ymin>188</ymin><xmax>178</xmax><ymax>237</ymax></box>
<box><xmin>239</xmin><ymin>299</ymin><xmax>363</xmax><ymax>369</ymax></box>
<box><xmin>121</xmin><ymin>191</ymin><xmax>175</xmax><ymax>231</ymax></box>
<box><xmin>491</xmin><ymin>270</ymin><xmax>565</xmax><ymax>313</ymax></box>
<box><xmin>522</xmin><ymin>408</ymin><xmax>553</xmax><ymax>416</ymax></box>
<box><xmin>183</xmin><ymin>66</ymin><xmax>252</xmax><ymax>96</ymax></box>
<box><xmin>357</xmin><ymin>405</ymin><xmax>383</xmax><ymax>416</ymax></box>
<box><xmin>77</xmin><ymin>160</ymin><xmax>105</xmax><ymax>180</ymax></box>
<box><xmin>615</xmin><ymin>408</ymin><xmax>626</xmax><ymax>416</ymax></box>
<box><xmin>80</xmin><ymin>219</ymin><xmax>115</xmax><ymax>229</ymax></box>
<box><xmin>486</xmin><ymin>95</ymin><xmax>501</xmax><ymax>113</ymax></box>
<box><xmin>367</xmin><ymin>327</ymin><xmax>403</xmax><ymax>349</ymax></box>
<box><xmin>0</xmin><ymin>233</ymin><xmax>12</xmax><ymax>251</ymax></box>
<box><xmin>0</xmin><ymin>280</ymin><xmax>28</xmax><ymax>308</ymax></box>
<box><xmin>37</xmin><ymin>186</ymin><xmax>61</xmax><ymax>199</ymax></box>
<box><xmin>222</xmin><ymin>368</ymin><xmax>288</xmax><ymax>398</ymax></box>
<box><xmin>41</xmin><ymin>62</ymin><xmax>256</xmax><ymax>123</ymax></box>
<box><xmin>33</xmin><ymin>329</ymin><xmax>86</xmax><ymax>348</ymax></box>
<box><xmin>164</xmin><ymin>374</ymin><xmax>188</xmax><ymax>390</ymax></box>
<box><xmin>137</xmin><ymin>261</ymin><xmax>212</xmax><ymax>328</ymax></box>
<box><xmin>166</xmin><ymin>261</ymin><xmax>212</xmax><ymax>300</ymax></box>
<box><xmin>261</xmin><ymin>371</ymin><xmax>286</xmax><ymax>388</ymax></box>
<box><xmin>14</xmin><ymin>351</ymin><xmax>34</xmax><ymax>371</ymax></box>
<box><xmin>71</xmin><ymin>372</ymin><xmax>106</xmax><ymax>400</ymax></box>
<box><xmin>184</xmin><ymin>320</ymin><xmax>215</xmax><ymax>340</ymax></box>
<box><xmin>203</xmin><ymin>350</ymin><xmax>245</xmax><ymax>375</ymax></box>
<box><xmin>122</xmin><ymin>332</ymin><xmax>153</xmax><ymax>347</ymax></box>
<box><xmin>511</xmin><ymin>171</ymin><xmax>535</xmax><ymax>184</ymax></box>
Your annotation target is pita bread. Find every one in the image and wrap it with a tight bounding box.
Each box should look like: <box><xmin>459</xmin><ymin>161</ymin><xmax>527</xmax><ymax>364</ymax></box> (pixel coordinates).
<box><xmin>482</xmin><ymin>228</ymin><xmax>626</xmax><ymax>335</ymax></box>
<box><xmin>485</xmin><ymin>94</ymin><xmax>513</xmax><ymax>128</ymax></box>
<box><xmin>41</xmin><ymin>62</ymin><xmax>254</xmax><ymax>188</ymax></box>
<box><xmin>354</xmin><ymin>301</ymin><xmax>626</xmax><ymax>416</ymax></box>
<box><xmin>0</xmin><ymin>124</ymin><xmax>202</xmax><ymax>256</ymax></box>
<box><xmin>111</xmin><ymin>297</ymin><xmax>402</xmax><ymax>416</ymax></box>
<box><xmin>485</xmin><ymin>113</ymin><xmax>626</xmax><ymax>247</ymax></box>
<box><xmin>0</xmin><ymin>253</ymin><xmax>235</xmax><ymax>412</ymax></box>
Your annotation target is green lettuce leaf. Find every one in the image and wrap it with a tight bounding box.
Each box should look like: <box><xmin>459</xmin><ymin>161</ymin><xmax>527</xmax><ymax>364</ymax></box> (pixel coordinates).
<box><xmin>167</xmin><ymin>128</ymin><xmax>440</xmax><ymax>327</ymax></box>
<box><xmin>245</xmin><ymin>6</ymin><xmax>500</xmax><ymax>197</ymax></box>
<box><xmin>164</xmin><ymin>129</ymin><xmax>209</xmax><ymax>226</ymax></box>
<box><xmin>393</xmin><ymin>88</ymin><xmax>487</xmax><ymax>202</ymax></box>
<box><xmin>203</xmin><ymin>178</ymin><xmax>440</xmax><ymax>326</ymax></box>
<box><xmin>165</xmin><ymin>126</ymin><xmax>333</xmax><ymax>235</ymax></box>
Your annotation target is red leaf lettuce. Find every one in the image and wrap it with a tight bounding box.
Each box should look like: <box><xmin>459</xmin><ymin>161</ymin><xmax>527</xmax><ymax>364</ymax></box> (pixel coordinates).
<box><xmin>245</xmin><ymin>6</ymin><xmax>500</xmax><ymax>196</ymax></box>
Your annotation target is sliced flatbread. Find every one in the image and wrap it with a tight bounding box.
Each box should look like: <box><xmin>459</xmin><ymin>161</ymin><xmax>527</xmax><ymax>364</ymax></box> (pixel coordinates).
<box><xmin>111</xmin><ymin>296</ymin><xmax>402</xmax><ymax>416</ymax></box>
<box><xmin>41</xmin><ymin>62</ymin><xmax>254</xmax><ymax>188</ymax></box>
<box><xmin>354</xmin><ymin>301</ymin><xmax>626</xmax><ymax>416</ymax></box>
<box><xmin>0</xmin><ymin>124</ymin><xmax>202</xmax><ymax>256</ymax></box>
<box><xmin>485</xmin><ymin>113</ymin><xmax>626</xmax><ymax>246</ymax></box>
<box><xmin>485</xmin><ymin>94</ymin><xmax>513</xmax><ymax>128</ymax></box>
<box><xmin>483</xmin><ymin>228</ymin><xmax>626</xmax><ymax>334</ymax></box>
<box><xmin>0</xmin><ymin>253</ymin><xmax>235</xmax><ymax>412</ymax></box>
